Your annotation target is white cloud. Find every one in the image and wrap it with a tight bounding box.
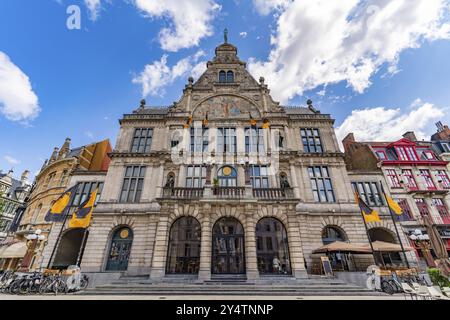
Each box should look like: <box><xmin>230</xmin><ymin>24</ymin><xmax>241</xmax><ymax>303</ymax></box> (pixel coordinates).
<box><xmin>133</xmin><ymin>0</ymin><xmax>221</xmax><ymax>52</ymax></box>
<box><xmin>132</xmin><ymin>50</ymin><xmax>207</xmax><ymax>97</ymax></box>
<box><xmin>252</xmin><ymin>0</ymin><xmax>291</xmax><ymax>15</ymax></box>
<box><xmin>0</xmin><ymin>51</ymin><xmax>40</xmax><ymax>122</ymax></box>
<box><xmin>4</xmin><ymin>155</ymin><xmax>20</xmax><ymax>166</ymax></box>
<box><xmin>335</xmin><ymin>99</ymin><xmax>446</xmax><ymax>146</ymax></box>
<box><xmin>84</xmin><ymin>131</ymin><xmax>95</xmax><ymax>139</ymax></box>
<box><xmin>248</xmin><ymin>0</ymin><xmax>450</xmax><ymax>103</ymax></box>
<box><xmin>84</xmin><ymin>0</ymin><xmax>102</xmax><ymax>21</ymax></box>
<box><xmin>239</xmin><ymin>31</ymin><xmax>248</xmax><ymax>38</ymax></box>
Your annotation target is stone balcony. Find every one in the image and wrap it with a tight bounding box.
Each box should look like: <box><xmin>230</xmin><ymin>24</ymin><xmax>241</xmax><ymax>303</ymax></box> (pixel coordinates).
<box><xmin>159</xmin><ymin>186</ymin><xmax>295</xmax><ymax>201</ymax></box>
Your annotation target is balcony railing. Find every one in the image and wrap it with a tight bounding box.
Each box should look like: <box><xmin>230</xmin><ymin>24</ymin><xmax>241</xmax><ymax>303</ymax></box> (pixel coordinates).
<box><xmin>162</xmin><ymin>187</ymin><xmax>204</xmax><ymax>199</ymax></box>
<box><xmin>160</xmin><ymin>186</ymin><xmax>295</xmax><ymax>200</ymax></box>
<box><xmin>253</xmin><ymin>187</ymin><xmax>294</xmax><ymax>199</ymax></box>
<box><xmin>212</xmin><ymin>186</ymin><xmax>245</xmax><ymax>198</ymax></box>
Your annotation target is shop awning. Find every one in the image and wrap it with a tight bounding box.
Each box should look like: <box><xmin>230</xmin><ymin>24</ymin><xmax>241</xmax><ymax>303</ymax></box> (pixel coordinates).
<box><xmin>367</xmin><ymin>241</ymin><xmax>415</xmax><ymax>252</ymax></box>
<box><xmin>312</xmin><ymin>241</ymin><xmax>372</xmax><ymax>254</ymax></box>
<box><xmin>0</xmin><ymin>242</ymin><xmax>27</xmax><ymax>258</ymax></box>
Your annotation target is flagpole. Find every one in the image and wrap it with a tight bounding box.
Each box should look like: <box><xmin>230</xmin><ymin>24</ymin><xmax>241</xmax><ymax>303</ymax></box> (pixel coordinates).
<box><xmin>355</xmin><ymin>191</ymin><xmax>378</xmax><ymax>265</ymax></box>
<box><xmin>380</xmin><ymin>181</ymin><xmax>410</xmax><ymax>268</ymax></box>
<box><xmin>75</xmin><ymin>227</ymin><xmax>89</xmax><ymax>267</ymax></box>
<box><xmin>46</xmin><ymin>183</ymin><xmax>79</xmax><ymax>269</ymax></box>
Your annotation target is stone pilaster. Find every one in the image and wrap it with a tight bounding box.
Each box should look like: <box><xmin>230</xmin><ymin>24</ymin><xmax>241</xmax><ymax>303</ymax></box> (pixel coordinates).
<box><xmin>286</xmin><ymin>214</ymin><xmax>308</xmax><ymax>278</ymax></box>
<box><xmin>244</xmin><ymin>209</ymin><xmax>259</xmax><ymax>280</ymax></box>
<box><xmin>198</xmin><ymin>209</ymin><xmax>212</xmax><ymax>281</ymax></box>
<box><xmin>149</xmin><ymin>214</ymin><xmax>169</xmax><ymax>280</ymax></box>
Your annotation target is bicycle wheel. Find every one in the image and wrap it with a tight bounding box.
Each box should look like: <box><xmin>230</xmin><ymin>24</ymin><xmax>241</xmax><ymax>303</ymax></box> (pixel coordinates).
<box><xmin>18</xmin><ymin>281</ymin><xmax>30</xmax><ymax>295</ymax></box>
<box><xmin>80</xmin><ymin>276</ymin><xmax>89</xmax><ymax>290</ymax></box>
<box><xmin>381</xmin><ymin>280</ymin><xmax>395</xmax><ymax>295</ymax></box>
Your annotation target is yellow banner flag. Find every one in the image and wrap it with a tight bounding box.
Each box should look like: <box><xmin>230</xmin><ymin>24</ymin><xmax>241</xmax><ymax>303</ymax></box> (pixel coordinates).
<box><xmin>69</xmin><ymin>189</ymin><xmax>98</xmax><ymax>229</ymax></box>
<box><xmin>386</xmin><ymin>195</ymin><xmax>403</xmax><ymax>215</ymax></box>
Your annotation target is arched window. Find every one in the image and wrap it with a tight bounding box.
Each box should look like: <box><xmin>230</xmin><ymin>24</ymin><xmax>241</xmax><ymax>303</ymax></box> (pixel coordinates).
<box><xmin>368</xmin><ymin>228</ymin><xmax>403</xmax><ymax>266</ymax></box>
<box><xmin>368</xmin><ymin>228</ymin><xmax>396</xmax><ymax>243</ymax></box>
<box><xmin>105</xmin><ymin>226</ymin><xmax>133</xmax><ymax>271</ymax></box>
<box><xmin>217</xmin><ymin>166</ymin><xmax>237</xmax><ymax>187</ymax></box>
<box><xmin>322</xmin><ymin>226</ymin><xmax>346</xmax><ymax>245</ymax></box>
<box><xmin>226</xmin><ymin>71</ymin><xmax>234</xmax><ymax>83</ymax></box>
<box><xmin>52</xmin><ymin>228</ymin><xmax>88</xmax><ymax>269</ymax></box>
<box><xmin>212</xmin><ymin>217</ymin><xmax>245</xmax><ymax>274</ymax></box>
<box><xmin>219</xmin><ymin>70</ymin><xmax>226</xmax><ymax>83</ymax></box>
<box><xmin>166</xmin><ymin>217</ymin><xmax>201</xmax><ymax>274</ymax></box>
<box><xmin>256</xmin><ymin>218</ymin><xmax>291</xmax><ymax>275</ymax></box>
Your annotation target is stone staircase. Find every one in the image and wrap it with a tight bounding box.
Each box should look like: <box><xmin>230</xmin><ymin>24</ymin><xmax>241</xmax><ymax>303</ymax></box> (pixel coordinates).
<box><xmin>80</xmin><ymin>275</ymin><xmax>384</xmax><ymax>296</ymax></box>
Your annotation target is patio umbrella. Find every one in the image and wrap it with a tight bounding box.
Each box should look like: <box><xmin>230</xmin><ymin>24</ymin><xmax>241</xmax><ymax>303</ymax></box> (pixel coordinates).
<box><xmin>312</xmin><ymin>241</ymin><xmax>372</xmax><ymax>254</ymax></box>
<box><xmin>423</xmin><ymin>215</ymin><xmax>450</xmax><ymax>277</ymax></box>
<box><xmin>369</xmin><ymin>241</ymin><xmax>415</xmax><ymax>252</ymax></box>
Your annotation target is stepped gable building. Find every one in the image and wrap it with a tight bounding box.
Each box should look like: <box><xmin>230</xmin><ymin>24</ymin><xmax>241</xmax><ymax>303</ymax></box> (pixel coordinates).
<box><xmin>40</xmin><ymin>38</ymin><xmax>411</xmax><ymax>285</ymax></box>
<box><xmin>343</xmin><ymin>131</ymin><xmax>450</xmax><ymax>269</ymax></box>
<box><xmin>11</xmin><ymin>138</ymin><xmax>111</xmax><ymax>271</ymax></box>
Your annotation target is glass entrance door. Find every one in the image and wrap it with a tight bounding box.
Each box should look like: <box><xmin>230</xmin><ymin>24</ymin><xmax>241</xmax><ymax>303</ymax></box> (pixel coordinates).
<box><xmin>212</xmin><ymin>217</ymin><xmax>245</xmax><ymax>274</ymax></box>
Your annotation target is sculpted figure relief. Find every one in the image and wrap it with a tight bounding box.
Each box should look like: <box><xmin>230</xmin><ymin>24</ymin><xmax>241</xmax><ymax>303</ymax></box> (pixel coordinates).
<box><xmin>193</xmin><ymin>95</ymin><xmax>260</xmax><ymax>120</ymax></box>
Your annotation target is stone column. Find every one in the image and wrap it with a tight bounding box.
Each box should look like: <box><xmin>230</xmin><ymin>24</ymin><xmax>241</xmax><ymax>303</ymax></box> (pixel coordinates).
<box><xmin>245</xmin><ymin>207</ymin><xmax>259</xmax><ymax>280</ymax></box>
<box><xmin>286</xmin><ymin>213</ymin><xmax>308</xmax><ymax>279</ymax></box>
<box><xmin>149</xmin><ymin>214</ymin><xmax>170</xmax><ymax>280</ymax></box>
<box><xmin>198</xmin><ymin>207</ymin><xmax>212</xmax><ymax>281</ymax></box>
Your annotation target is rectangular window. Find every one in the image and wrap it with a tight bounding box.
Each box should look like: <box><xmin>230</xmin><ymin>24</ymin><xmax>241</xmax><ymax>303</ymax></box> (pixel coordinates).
<box><xmin>249</xmin><ymin>165</ymin><xmax>269</xmax><ymax>188</ymax></box>
<box><xmin>419</xmin><ymin>169</ymin><xmax>436</xmax><ymax>190</ymax></box>
<box><xmin>245</xmin><ymin>127</ymin><xmax>265</xmax><ymax>153</ymax></box>
<box><xmin>120</xmin><ymin>166</ymin><xmax>146</xmax><ymax>202</ymax></box>
<box><xmin>185</xmin><ymin>165</ymin><xmax>206</xmax><ymax>188</ymax></box>
<box><xmin>72</xmin><ymin>181</ymin><xmax>104</xmax><ymax>206</ymax></box>
<box><xmin>442</xmin><ymin>143</ymin><xmax>450</xmax><ymax>153</ymax></box>
<box><xmin>432</xmin><ymin>198</ymin><xmax>450</xmax><ymax>224</ymax></box>
<box><xmin>190</xmin><ymin>127</ymin><xmax>208</xmax><ymax>152</ymax></box>
<box><xmin>130</xmin><ymin>128</ymin><xmax>153</xmax><ymax>153</ymax></box>
<box><xmin>396</xmin><ymin>147</ymin><xmax>408</xmax><ymax>161</ymax></box>
<box><xmin>351</xmin><ymin>182</ymin><xmax>384</xmax><ymax>206</ymax></box>
<box><xmin>415</xmin><ymin>198</ymin><xmax>430</xmax><ymax>217</ymax></box>
<box><xmin>217</xmin><ymin>128</ymin><xmax>236</xmax><ymax>154</ymax></box>
<box><xmin>397</xmin><ymin>199</ymin><xmax>413</xmax><ymax>221</ymax></box>
<box><xmin>386</xmin><ymin>169</ymin><xmax>401</xmax><ymax>188</ymax></box>
<box><xmin>59</xmin><ymin>170</ymin><xmax>68</xmax><ymax>186</ymax></box>
<box><xmin>301</xmin><ymin>128</ymin><xmax>323</xmax><ymax>153</ymax></box>
<box><xmin>436</xmin><ymin>170</ymin><xmax>450</xmax><ymax>189</ymax></box>
<box><xmin>308</xmin><ymin>166</ymin><xmax>335</xmax><ymax>203</ymax></box>
<box><xmin>376</xmin><ymin>151</ymin><xmax>387</xmax><ymax>160</ymax></box>
<box><xmin>402</xmin><ymin>169</ymin><xmax>418</xmax><ymax>190</ymax></box>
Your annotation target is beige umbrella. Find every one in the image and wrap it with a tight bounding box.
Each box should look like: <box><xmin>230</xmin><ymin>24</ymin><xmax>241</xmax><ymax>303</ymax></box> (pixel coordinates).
<box><xmin>369</xmin><ymin>240</ymin><xmax>415</xmax><ymax>252</ymax></box>
<box><xmin>423</xmin><ymin>215</ymin><xmax>450</xmax><ymax>277</ymax></box>
<box><xmin>312</xmin><ymin>241</ymin><xmax>372</xmax><ymax>254</ymax></box>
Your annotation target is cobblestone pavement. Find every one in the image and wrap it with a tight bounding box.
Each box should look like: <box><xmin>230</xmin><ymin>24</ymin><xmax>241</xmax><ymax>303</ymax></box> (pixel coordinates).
<box><xmin>0</xmin><ymin>294</ymin><xmax>407</xmax><ymax>300</ymax></box>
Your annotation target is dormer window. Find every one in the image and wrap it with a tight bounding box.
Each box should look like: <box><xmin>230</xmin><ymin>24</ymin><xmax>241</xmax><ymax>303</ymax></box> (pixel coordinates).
<box><xmin>395</xmin><ymin>146</ymin><xmax>418</xmax><ymax>161</ymax></box>
<box><xmin>218</xmin><ymin>70</ymin><xmax>234</xmax><ymax>83</ymax></box>
<box><xmin>376</xmin><ymin>150</ymin><xmax>387</xmax><ymax>160</ymax></box>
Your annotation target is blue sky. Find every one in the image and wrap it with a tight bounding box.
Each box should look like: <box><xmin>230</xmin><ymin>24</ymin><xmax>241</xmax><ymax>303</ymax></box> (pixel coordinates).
<box><xmin>1</xmin><ymin>0</ymin><xmax>450</xmax><ymax>181</ymax></box>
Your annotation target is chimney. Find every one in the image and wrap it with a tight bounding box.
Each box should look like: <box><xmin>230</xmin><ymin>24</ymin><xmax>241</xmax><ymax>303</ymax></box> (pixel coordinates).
<box><xmin>21</xmin><ymin>170</ymin><xmax>30</xmax><ymax>184</ymax></box>
<box><xmin>342</xmin><ymin>133</ymin><xmax>355</xmax><ymax>152</ymax></box>
<box><xmin>402</xmin><ymin>131</ymin><xmax>417</xmax><ymax>142</ymax></box>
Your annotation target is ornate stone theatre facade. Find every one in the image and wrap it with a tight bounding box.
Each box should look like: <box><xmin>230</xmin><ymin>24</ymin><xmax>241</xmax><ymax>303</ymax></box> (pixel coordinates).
<box><xmin>42</xmin><ymin>40</ymin><xmax>418</xmax><ymax>283</ymax></box>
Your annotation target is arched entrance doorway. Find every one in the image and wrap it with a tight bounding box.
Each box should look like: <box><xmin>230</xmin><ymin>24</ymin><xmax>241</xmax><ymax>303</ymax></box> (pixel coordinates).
<box><xmin>368</xmin><ymin>227</ymin><xmax>402</xmax><ymax>266</ymax></box>
<box><xmin>105</xmin><ymin>226</ymin><xmax>133</xmax><ymax>271</ymax></box>
<box><xmin>166</xmin><ymin>217</ymin><xmax>201</xmax><ymax>274</ymax></box>
<box><xmin>256</xmin><ymin>217</ymin><xmax>291</xmax><ymax>275</ymax></box>
<box><xmin>212</xmin><ymin>217</ymin><xmax>245</xmax><ymax>274</ymax></box>
<box><xmin>52</xmin><ymin>228</ymin><xmax>88</xmax><ymax>269</ymax></box>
